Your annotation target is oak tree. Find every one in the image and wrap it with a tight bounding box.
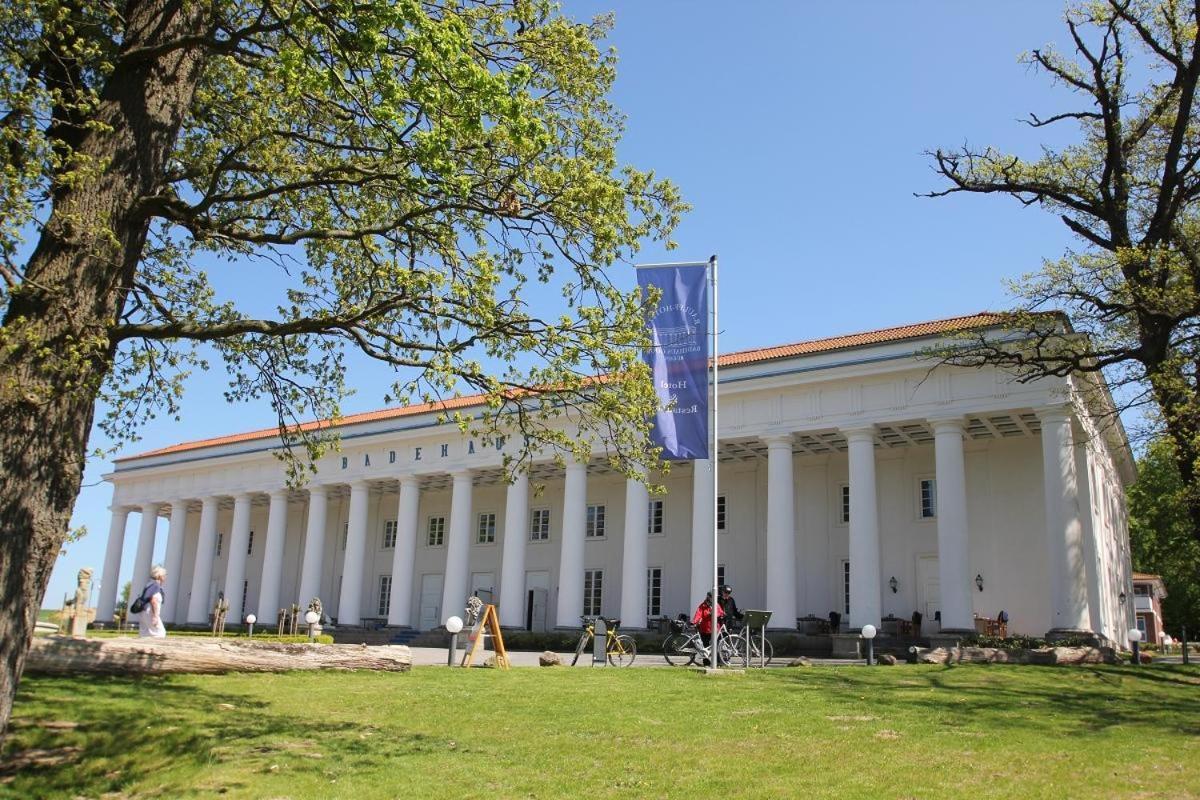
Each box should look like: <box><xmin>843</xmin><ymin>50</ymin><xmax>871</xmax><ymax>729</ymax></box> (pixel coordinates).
<box><xmin>0</xmin><ymin>0</ymin><xmax>684</xmax><ymax>736</ymax></box>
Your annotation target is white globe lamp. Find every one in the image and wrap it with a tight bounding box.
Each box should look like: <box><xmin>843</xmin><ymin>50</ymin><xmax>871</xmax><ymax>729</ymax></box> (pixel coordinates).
<box><xmin>861</xmin><ymin>623</ymin><xmax>878</xmax><ymax>665</ymax></box>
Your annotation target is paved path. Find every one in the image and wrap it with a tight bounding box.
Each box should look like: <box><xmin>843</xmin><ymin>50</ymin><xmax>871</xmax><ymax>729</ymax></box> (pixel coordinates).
<box><xmin>406</xmin><ymin>646</ymin><xmax>856</xmax><ymax>668</ymax></box>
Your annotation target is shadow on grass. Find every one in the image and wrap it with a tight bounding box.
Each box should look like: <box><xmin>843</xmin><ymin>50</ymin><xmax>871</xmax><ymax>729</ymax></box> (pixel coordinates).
<box><xmin>2</xmin><ymin>674</ymin><xmax>445</xmax><ymax>798</ymax></box>
<box><xmin>761</xmin><ymin>663</ymin><xmax>1200</xmax><ymax>738</ymax></box>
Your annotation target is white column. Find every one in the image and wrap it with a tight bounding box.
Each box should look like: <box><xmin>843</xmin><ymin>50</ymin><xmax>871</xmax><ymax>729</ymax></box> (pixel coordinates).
<box><xmin>441</xmin><ymin>471</ymin><xmax>474</xmax><ymax>625</ymax></box>
<box><xmin>620</xmin><ymin>478</ymin><xmax>650</xmax><ymax>629</ymax></box>
<box><xmin>555</xmin><ymin>460</ymin><xmax>587</xmax><ymax>626</ymax></box>
<box><xmin>256</xmin><ymin>489</ymin><xmax>290</xmax><ymax>620</ymax></box>
<box><xmin>932</xmin><ymin>418</ymin><xmax>973</xmax><ymax>632</ymax></box>
<box><xmin>1038</xmin><ymin>405</ymin><xmax>1092</xmax><ymax>634</ymax></box>
<box><xmin>222</xmin><ymin>492</ymin><xmax>254</xmax><ymax>624</ymax></box>
<box><xmin>97</xmin><ymin>506</ymin><xmax>130</xmax><ymax>622</ymax></box>
<box><xmin>764</xmin><ymin>435</ymin><xmax>798</xmax><ymax>627</ymax></box>
<box><xmin>498</xmin><ymin>474</ymin><xmax>529</xmax><ymax>628</ymax></box>
<box><xmin>296</xmin><ymin>484</ymin><xmax>328</xmax><ymax>607</ymax></box>
<box><xmin>161</xmin><ymin>500</ymin><xmax>189</xmax><ymax>624</ymax></box>
<box><xmin>130</xmin><ymin>502</ymin><xmax>161</xmax><ymax>596</ymax></box>
<box><xmin>689</xmin><ymin>459</ymin><xmax>715</xmax><ymax>606</ymax></box>
<box><xmin>338</xmin><ymin>480</ymin><xmax>371</xmax><ymax>625</ymax></box>
<box><xmin>845</xmin><ymin>427</ymin><xmax>881</xmax><ymax>630</ymax></box>
<box><xmin>187</xmin><ymin>496</ymin><xmax>220</xmax><ymax>624</ymax></box>
<box><xmin>388</xmin><ymin>477</ymin><xmax>421</xmax><ymax>626</ymax></box>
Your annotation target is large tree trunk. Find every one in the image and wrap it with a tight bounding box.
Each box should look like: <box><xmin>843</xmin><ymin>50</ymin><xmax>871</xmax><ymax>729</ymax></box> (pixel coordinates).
<box><xmin>0</xmin><ymin>0</ymin><xmax>209</xmax><ymax>740</ymax></box>
<box><xmin>24</xmin><ymin>637</ymin><xmax>413</xmax><ymax>675</ymax></box>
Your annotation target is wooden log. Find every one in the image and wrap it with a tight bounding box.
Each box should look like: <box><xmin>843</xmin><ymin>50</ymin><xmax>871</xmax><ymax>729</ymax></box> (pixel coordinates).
<box><xmin>25</xmin><ymin>636</ymin><xmax>411</xmax><ymax>675</ymax></box>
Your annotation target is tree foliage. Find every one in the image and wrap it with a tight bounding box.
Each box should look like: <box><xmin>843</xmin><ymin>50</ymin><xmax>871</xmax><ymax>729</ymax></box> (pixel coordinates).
<box><xmin>1127</xmin><ymin>437</ymin><xmax>1200</xmax><ymax>635</ymax></box>
<box><xmin>926</xmin><ymin>0</ymin><xmax>1200</xmax><ymax>541</ymax></box>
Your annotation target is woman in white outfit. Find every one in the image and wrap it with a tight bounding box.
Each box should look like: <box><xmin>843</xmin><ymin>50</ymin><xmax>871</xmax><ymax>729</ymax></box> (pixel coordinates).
<box><xmin>137</xmin><ymin>565</ymin><xmax>167</xmax><ymax>638</ymax></box>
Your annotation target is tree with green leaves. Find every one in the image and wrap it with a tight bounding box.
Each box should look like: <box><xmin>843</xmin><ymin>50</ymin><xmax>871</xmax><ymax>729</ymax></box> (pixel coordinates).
<box><xmin>926</xmin><ymin>0</ymin><xmax>1200</xmax><ymax>540</ymax></box>
<box><xmin>1127</xmin><ymin>437</ymin><xmax>1200</xmax><ymax>636</ymax></box>
<box><xmin>0</xmin><ymin>0</ymin><xmax>684</xmax><ymax>738</ymax></box>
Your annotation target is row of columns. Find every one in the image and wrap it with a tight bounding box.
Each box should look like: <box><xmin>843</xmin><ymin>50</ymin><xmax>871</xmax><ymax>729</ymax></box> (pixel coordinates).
<box><xmin>98</xmin><ymin>406</ymin><xmax>1092</xmax><ymax>635</ymax></box>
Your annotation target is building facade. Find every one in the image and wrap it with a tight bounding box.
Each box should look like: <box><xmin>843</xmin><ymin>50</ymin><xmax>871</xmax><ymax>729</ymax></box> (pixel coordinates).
<box><xmin>1131</xmin><ymin>572</ymin><xmax>1168</xmax><ymax>645</ymax></box>
<box><xmin>96</xmin><ymin>314</ymin><xmax>1137</xmax><ymax>643</ymax></box>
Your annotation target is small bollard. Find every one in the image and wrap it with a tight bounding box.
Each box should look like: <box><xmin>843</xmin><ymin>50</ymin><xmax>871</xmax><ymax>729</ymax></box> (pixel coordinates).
<box><xmin>593</xmin><ymin>617</ymin><xmax>607</xmax><ymax>666</ymax></box>
<box><xmin>446</xmin><ymin>616</ymin><xmax>464</xmax><ymax>668</ymax></box>
<box><xmin>1183</xmin><ymin>626</ymin><xmax>1190</xmax><ymax>666</ymax></box>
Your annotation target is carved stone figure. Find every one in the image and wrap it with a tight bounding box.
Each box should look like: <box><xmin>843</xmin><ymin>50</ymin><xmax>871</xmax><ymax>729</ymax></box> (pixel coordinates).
<box><xmin>63</xmin><ymin>567</ymin><xmax>94</xmax><ymax>638</ymax></box>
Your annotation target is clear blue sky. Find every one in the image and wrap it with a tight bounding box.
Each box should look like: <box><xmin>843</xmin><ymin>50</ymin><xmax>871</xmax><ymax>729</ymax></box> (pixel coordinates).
<box><xmin>47</xmin><ymin>1</ymin><xmax>1088</xmax><ymax>604</ymax></box>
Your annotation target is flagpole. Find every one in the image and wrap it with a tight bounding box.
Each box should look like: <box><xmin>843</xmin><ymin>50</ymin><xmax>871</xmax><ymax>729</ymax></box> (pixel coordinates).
<box><xmin>709</xmin><ymin>254</ymin><xmax>719</xmax><ymax>667</ymax></box>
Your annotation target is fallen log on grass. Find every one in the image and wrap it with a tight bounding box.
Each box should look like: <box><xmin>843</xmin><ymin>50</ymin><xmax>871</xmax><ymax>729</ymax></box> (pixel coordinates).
<box><xmin>25</xmin><ymin>636</ymin><xmax>412</xmax><ymax>675</ymax></box>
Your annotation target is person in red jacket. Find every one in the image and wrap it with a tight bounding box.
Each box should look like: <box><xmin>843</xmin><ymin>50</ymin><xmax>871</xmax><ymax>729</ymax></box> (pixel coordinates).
<box><xmin>692</xmin><ymin>592</ymin><xmax>725</xmax><ymax>664</ymax></box>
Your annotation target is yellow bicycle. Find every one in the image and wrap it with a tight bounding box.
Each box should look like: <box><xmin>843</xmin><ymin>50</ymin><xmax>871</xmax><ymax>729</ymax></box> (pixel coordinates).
<box><xmin>571</xmin><ymin>617</ymin><xmax>637</xmax><ymax>666</ymax></box>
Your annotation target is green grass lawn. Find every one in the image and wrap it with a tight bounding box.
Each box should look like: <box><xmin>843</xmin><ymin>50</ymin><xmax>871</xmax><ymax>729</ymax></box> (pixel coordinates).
<box><xmin>3</xmin><ymin>664</ymin><xmax>1197</xmax><ymax>799</ymax></box>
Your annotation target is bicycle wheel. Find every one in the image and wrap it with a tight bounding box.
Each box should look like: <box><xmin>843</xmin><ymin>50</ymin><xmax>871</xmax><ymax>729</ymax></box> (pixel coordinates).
<box><xmin>662</xmin><ymin>633</ymin><xmax>695</xmax><ymax>666</ymax></box>
<box><xmin>754</xmin><ymin>637</ymin><xmax>774</xmax><ymax>667</ymax></box>
<box><xmin>608</xmin><ymin>634</ymin><xmax>637</xmax><ymax>667</ymax></box>
<box><xmin>571</xmin><ymin>631</ymin><xmax>589</xmax><ymax>666</ymax></box>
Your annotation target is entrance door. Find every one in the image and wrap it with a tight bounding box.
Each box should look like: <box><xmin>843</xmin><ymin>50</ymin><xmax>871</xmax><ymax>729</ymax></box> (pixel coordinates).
<box><xmin>916</xmin><ymin>555</ymin><xmax>940</xmax><ymax>633</ymax></box>
<box><xmin>471</xmin><ymin>572</ymin><xmax>495</xmax><ymax>605</ymax></box>
<box><xmin>418</xmin><ymin>573</ymin><xmax>443</xmax><ymax>630</ymax></box>
<box><xmin>525</xmin><ymin>570</ymin><xmax>550</xmax><ymax>631</ymax></box>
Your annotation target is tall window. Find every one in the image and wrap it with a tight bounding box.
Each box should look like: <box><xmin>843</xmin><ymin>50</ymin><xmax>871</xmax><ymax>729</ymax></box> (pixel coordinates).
<box><xmin>583</xmin><ymin>569</ymin><xmax>603</xmax><ymax>617</ymax></box>
<box><xmin>477</xmin><ymin>512</ymin><xmax>496</xmax><ymax>544</ymax></box>
<box><xmin>427</xmin><ymin>516</ymin><xmax>445</xmax><ymax>547</ymax></box>
<box><xmin>717</xmin><ymin>564</ymin><xmax>726</xmax><ymax>589</ymax></box>
<box><xmin>717</xmin><ymin>495</ymin><xmax>727</xmax><ymax>531</ymax></box>
<box><xmin>919</xmin><ymin>478</ymin><xmax>937</xmax><ymax>519</ymax></box>
<box><xmin>341</xmin><ymin>521</ymin><xmax>349</xmax><ymax>550</ymax></box>
<box><xmin>378</xmin><ymin>574</ymin><xmax>392</xmax><ymax>616</ymax></box>
<box><xmin>647</xmin><ymin>500</ymin><xmax>664</xmax><ymax>536</ymax></box>
<box><xmin>842</xmin><ymin>561</ymin><xmax>851</xmax><ymax>616</ymax></box>
<box><xmin>382</xmin><ymin>519</ymin><xmax>397</xmax><ymax>549</ymax></box>
<box><xmin>215</xmin><ymin>532</ymin><xmax>224</xmax><ymax>556</ymax></box>
<box><xmin>840</xmin><ymin>485</ymin><xmax>851</xmax><ymax>524</ymax></box>
<box><xmin>247</xmin><ymin>530</ymin><xmax>255</xmax><ymax>555</ymax></box>
<box><xmin>530</xmin><ymin>508</ymin><xmax>550</xmax><ymax>541</ymax></box>
<box><xmin>586</xmin><ymin>504</ymin><xmax>606</xmax><ymax>538</ymax></box>
<box><xmin>646</xmin><ymin>567</ymin><xmax>662</xmax><ymax>617</ymax></box>
<box><xmin>241</xmin><ymin>580</ymin><xmax>249</xmax><ymax>616</ymax></box>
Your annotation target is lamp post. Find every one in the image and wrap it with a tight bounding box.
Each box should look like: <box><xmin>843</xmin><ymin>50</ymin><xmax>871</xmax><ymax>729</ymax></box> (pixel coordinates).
<box><xmin>305</xmin><ymin>610</ymin><xmax>320</xmax><ymax>642</ymax></box>
<box><xmin>446</xmin><ymin>616</ymin><xmax>464</xmax><ymax>667</ymax></box>
<box><xmin>245</xmin><ymin>613</ymin><xmax>256</xmax><ymax>638</ymax></box>
<box><xmin>1128</xmin><ymin>627</ymin><xmax>1143</xmax><ymax>667</ymax></box>
<box><xmin>861</xmin><ymin>624</ymin><xmax>877</xmax><ymax>666</ymax></box>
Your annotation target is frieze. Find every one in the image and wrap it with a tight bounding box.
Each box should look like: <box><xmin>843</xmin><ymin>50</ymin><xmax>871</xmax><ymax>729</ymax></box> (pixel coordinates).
<box><xmin>338</xmin><ymin>436</ymin><xmax>507</xmax><ymax>470</ymax></box>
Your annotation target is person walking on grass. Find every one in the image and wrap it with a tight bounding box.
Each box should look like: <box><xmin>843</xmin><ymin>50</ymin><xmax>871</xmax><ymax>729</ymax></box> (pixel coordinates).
<box><xmin>133</xmin><ymin>565</ymin><xmax>167</xmax><ymax>638</ymax></box>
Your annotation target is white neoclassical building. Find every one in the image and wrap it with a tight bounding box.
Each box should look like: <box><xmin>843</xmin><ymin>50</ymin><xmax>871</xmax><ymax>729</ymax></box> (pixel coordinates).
<box><xmin>96</xmin><ymin>313</ymin><xmax>1136</xmax><ymax>644</ymax></box>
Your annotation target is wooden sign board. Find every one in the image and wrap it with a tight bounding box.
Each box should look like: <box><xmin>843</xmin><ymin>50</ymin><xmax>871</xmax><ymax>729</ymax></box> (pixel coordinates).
<box><xmin>460</xmin><ymin>604</ymin><xmax>509</xmax><ymax>669</ymax></box>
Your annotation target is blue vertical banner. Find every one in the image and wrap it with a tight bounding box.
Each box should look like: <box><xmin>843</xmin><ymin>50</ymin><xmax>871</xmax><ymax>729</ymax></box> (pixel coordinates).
<box><xmin>636</xmin><ymin>263</ymin><xmax>709</xmax><ymax>460</ymax></box>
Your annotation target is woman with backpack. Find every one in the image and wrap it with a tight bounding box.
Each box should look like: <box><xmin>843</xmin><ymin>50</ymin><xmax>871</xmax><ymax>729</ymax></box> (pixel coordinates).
<box><xmin>131</xmin><ymin>565</ymin><xmax>167</xmax><ymax>638</ymax></box>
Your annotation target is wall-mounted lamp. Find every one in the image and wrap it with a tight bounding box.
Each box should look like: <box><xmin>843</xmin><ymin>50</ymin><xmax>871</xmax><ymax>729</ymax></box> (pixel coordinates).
<box><xmin>975</xmin><ymin>574</ymin><xmax>984</xmax><ymax>592</ymax></box>
<box><xmin>1118</xmin><ymin>591</ymin><xmax>1127</xmax><ymax>605</ymax></box>
<box><xmin>888</xmin><ymin>576</ymin><xmax>898</xmax><ymax>594</ymax></box>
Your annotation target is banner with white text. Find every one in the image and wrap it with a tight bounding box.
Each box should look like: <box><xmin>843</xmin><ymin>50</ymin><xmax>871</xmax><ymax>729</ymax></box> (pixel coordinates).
<box><xmin>637</xmin><ymin>263</ymin><xmax>709</xmax><ymax>460</ymax></box>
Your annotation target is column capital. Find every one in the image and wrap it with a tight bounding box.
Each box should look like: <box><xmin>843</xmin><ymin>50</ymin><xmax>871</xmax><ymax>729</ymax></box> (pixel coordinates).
<box><xmin>267</xmin><ymin>487</ymin><xmax>290</xmax><ymax>501</ymax></box>
<box><xmin>397</xmin><ymin>474</ymin><xmax>421</xmax><ymax>490</ymax></box>
<box><xmin>305</xmin><ymin>482</ymin><xmax>328</xmax><ymax>497</ymax></box>
<box><xmin>108</xmin><ymin>504</ymin><xmax>133</xmax><ymax>515</ymax></box>
<box><xmin>140</xmin><ymin>501</ymin><xmax>162</xmax><ymax>513</ymax></box>
<box><xmin>760</xmin><ymin>432</ymin><xmax>794</xmax><ymax>448</ymax></box>
<box><xmin>449</xmin><ymin>468</ymin><xmax>474</xmax><ymax>482</ymax></box>
<box><xmin>348</xmin><ymin>478</ymin><xmax>372</xmax><ymax>491</ymax></box>
<box><xmin>927</xmin><ymin>415</ymin><xmax>966</xmax><ymax>435</ymax></box>
<box><xmin>232</xmin><ymin>491</ymin><xmax>254</xmax><ymax>502</ymax></box>
<box><xmin>841</xmin><ymin>426</ymin><xmax>877</xmax><ymax>444</ymax></box>
<box><xmin>1034</xmin><ymin>403</ymin><xmax>1074</xmax><ymax>425</ymax></box>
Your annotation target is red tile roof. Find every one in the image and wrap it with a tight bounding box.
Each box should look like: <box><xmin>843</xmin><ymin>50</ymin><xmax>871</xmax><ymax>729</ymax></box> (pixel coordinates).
<box><xmin>118</xmin><ymin>311</ymin><xmax>1007</xmax><ymax>462</ymax></box>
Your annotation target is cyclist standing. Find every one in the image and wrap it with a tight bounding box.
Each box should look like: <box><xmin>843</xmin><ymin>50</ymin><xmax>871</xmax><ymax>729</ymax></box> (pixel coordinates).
<box><xmin>718</xmin><ymin>585</ymin><xmax>743</xmax><ymax>624</ymax></box>
<box><xmin>692</xmin><ymin>592</ymin><xmax>725</xmax><ymax>664</ymax></box>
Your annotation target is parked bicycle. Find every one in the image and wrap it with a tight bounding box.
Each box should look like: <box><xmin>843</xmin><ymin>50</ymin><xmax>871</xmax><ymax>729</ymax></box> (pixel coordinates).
<box><xmin>726</xmin><ymin>622</ymin><xmax>773</xmax><ymax>667</ymax></box>
<box><xmin>572</xmin><ymin>617</ymin><xmax>637</xmax><ymax>666</ymax></box>
<box><xmin>662</xmin><ymin>615</ymin><xmax>739</xmax><ymax>666</ymax></box>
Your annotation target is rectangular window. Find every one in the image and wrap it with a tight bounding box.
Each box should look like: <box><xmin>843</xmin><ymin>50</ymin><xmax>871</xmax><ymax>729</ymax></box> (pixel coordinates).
<box><xmin>648</xmin><ymin>500</ymin><xmax>664</xmax><ymax>536</ymax></box>
<box><xmin>378</xmin><ymin>574</ymin><xmax>392</xmax><ymax>617</ymax></box>
<box><xmin>919</xmin><ymin>478</ymin><xmax>937</xmax><ymax>519</ymax></box>
<box><xmin>477</xmin><ymin>512</ymin><xmax>496</xmax><ymax>544</ymax></box>
<box><xmin>215</xmin><ymin>532</ymin><xmax>224</xmax><ymax>556</ymax></box>
<box><xmin>842</xmin><ymin>561</ymin><xmax>851</xmax><ymax>617</ymax></box>
<box><xmin>717</xmin><ymin>564</ymin><xmax>726</xmax><ymax>589</ymax></box>
<box><xmin>647</xmin><ymin>567</ymin><xmax>662</xmax><ymax>617</ymax></box>
<box><xmin>241</xmin><ymin>580</ymin><xmax>249</xmax><ymax>616</ymax></box>
<box><xmin>342</xmin><ymin>522</ymin><xmax>349</xmax><ymax>550</ymax></box>
<box><xmin>583</xmin><ymin>569</ymin><xmax>603</xmax><ymax>617</ymax></box>
<box><xmin>382</xmin><ymin>519</ymin><xmax>397</xmax><ymax>549</ymax></box>
<box><xmin>427</xmin><ymin>516</ymin><xmax>445</xmax><ymax>547</ymax></box>
<box><xmin>840</xmin><ymin>485</ymin><xmax>851</xmax><ymax>524</ymax></box>
<box><xmin>586</xmin><ymin>504</ymin><xmax>606</xmax><ymax>538</ymax></box>
<box><xmin>530</xmin><ymin>507</ymin><xmax>550</xmax><ymax>541</ymax></box>
<box><xmin>247</xmin><ymin>530</ymin><xmax>255</xmax><ymax>555</ymax></box>
<box><xmin>717</xmin><ymin>495</ymin><xmax>727</xmax><ymax>531</ymax></box>
<box><xmin>1134</xmin><ymin>585</ymin><xmax>1150</xmax><ymax>596</ymax></box>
